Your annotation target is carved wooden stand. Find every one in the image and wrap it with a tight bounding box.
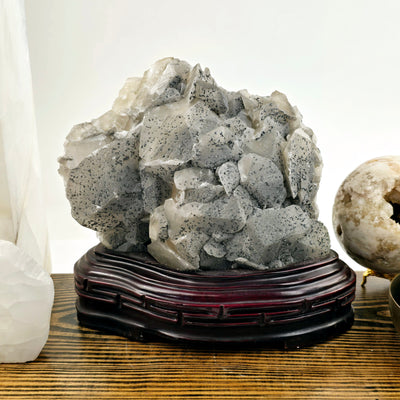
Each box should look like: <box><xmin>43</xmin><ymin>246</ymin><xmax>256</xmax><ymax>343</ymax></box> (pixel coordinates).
<box><xmin>74</xmin><ymin>244</ymin><xmax>356</xmax><ymax>349</ymax></box>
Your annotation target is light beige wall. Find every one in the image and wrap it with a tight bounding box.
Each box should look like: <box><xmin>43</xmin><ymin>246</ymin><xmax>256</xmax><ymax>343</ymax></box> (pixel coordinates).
<box><xmin>25</xmin><ymin>0</ymin><xmax>400</xmax><ymax>272</ymax></box>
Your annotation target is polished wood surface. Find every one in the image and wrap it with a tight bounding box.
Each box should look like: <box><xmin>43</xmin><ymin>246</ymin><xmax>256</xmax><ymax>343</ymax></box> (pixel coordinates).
<box><xmin>1</xmin><ymin>272</ymin><xmax>399</xmax><ymax>399</ymax></box>
<box><xmin>75</xmin><ymin>246</ymin><xmax>356</xmax><ymax>347</ymax></box>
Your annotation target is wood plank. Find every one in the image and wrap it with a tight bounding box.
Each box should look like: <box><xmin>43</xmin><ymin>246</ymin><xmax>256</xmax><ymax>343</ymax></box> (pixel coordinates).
<box><xmin>0</xmin><ymin>272</ymin><xmax>399</xmax><ymax>399</ymax></box>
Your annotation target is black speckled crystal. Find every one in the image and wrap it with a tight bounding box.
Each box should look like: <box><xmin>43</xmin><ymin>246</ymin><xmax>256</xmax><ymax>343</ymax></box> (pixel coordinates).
<box><xmin>59</xmin><ymin>58</ymin><xmax>329</xmax><ymax>272</ymax></box>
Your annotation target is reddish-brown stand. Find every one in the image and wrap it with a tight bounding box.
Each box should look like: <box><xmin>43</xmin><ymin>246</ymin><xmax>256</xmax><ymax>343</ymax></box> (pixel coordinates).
<box><xmin>74</xmin><ymin>244</ymin><xmax>356</xmax><ymax>349</ymax></box>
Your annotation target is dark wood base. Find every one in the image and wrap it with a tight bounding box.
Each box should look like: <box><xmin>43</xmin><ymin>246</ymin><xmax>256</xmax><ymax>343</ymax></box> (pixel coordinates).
<box><xmin>74</xmin><ymin>244</ymin><xmax>356</xmax><ymax>349</ymax></box>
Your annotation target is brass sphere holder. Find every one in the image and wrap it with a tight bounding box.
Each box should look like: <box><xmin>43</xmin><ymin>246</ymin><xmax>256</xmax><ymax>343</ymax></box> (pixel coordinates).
<box><xmin>361</xmin><ymin>268</ymin><xmax>396</xmax><ymax>287</ymax></box>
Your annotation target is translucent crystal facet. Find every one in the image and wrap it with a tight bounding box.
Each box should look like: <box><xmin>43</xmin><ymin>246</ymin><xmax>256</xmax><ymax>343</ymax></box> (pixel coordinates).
<box><xmin>0</xmin><ymin>241</ymin><xmax>54</xmax><ymax>363</ymax></box>
<box><xmin>59</xmin><ymin>58</ymin><xmax>330</xmax><ymax>271</ymax></box>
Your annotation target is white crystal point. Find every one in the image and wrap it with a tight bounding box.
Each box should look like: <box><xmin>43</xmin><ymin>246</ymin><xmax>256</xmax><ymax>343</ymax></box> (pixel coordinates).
<box><xmin>59</xmin><ymin>58</ymin><xmax>330</xmax><ymax>271</ymax></box>
<box><xmin>0</xmin><ymin>241</ymin><xmax>54</xmax><ymax>363</ymax></box>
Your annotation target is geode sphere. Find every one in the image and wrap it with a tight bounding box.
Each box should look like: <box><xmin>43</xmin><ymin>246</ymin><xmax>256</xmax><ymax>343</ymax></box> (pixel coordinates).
<box><xmin>59</xmin><ymin>58</ymin><xmax>330</xmax><ymax>272</ymax></box>
<box><xmin>333</xmin><ymin>156</ymin><xmax>400</xmax><ymax>274</ymax></box>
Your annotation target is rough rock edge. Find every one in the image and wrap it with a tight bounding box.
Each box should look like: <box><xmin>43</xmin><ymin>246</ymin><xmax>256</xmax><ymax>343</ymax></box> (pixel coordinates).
<box><xmin>59</xmin><ymin>57</ymin><xmax>330</xmax><ymax>271</ymax></box>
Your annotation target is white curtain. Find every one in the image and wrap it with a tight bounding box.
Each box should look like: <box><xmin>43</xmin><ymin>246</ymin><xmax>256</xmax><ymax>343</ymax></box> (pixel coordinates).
<box><xmin>0</xmin><ymin>0</ymin><xmax>50</xmax><ymax>271</ymax></box>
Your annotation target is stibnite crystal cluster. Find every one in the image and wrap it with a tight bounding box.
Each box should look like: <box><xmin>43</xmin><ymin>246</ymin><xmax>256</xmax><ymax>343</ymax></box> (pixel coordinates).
<box><xmin>59</xmin><ymin>58</ymin><xmax>330</xmax><ymax>271</ymax></box>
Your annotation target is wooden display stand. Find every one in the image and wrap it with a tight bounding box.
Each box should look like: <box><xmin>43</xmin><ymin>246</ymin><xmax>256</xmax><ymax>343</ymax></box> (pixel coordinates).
<box><xmin>74</xmin><ymin>244</ymin><xmax>356</xmax><ymax>349</ymax></box>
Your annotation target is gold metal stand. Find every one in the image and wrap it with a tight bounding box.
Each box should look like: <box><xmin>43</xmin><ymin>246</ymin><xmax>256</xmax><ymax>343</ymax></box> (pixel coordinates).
<box><xmin>361</xmin><ymin>268</ymin><xmax>396</xmax><ymax>287</ymax></box>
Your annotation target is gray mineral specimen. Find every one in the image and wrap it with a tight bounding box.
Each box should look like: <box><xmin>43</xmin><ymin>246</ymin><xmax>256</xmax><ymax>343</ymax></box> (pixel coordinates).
<box><xmin>59</xmin><ymin>57</ymin><xmax>330</xmax><ymax>271</ymax></box>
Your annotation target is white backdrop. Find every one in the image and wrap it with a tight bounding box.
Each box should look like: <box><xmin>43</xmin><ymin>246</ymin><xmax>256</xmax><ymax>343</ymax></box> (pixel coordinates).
<box><xmin>25</xmin><ymin>0</ymin><xmax>400</xmax><ymax>273</ymax></box>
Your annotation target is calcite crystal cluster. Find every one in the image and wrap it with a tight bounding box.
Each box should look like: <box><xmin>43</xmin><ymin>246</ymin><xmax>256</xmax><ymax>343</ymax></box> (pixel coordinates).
<box><xmin>0</xmin><ymin>240</ymin><xmax>54</xmax><ymax>363</ymax></box>
<box><xmin>59</xmin><ymin>58</ymin><xmax>330</xmax><ymax>271</ymax></box>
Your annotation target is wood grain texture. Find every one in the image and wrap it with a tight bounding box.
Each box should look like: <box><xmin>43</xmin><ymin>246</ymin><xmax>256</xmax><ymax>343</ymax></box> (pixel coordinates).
<box><xmin>0</xmin><ymin>272</ymin><xmax>399</xmax><ymax>399</ymax></box>
<box><xmin>75</xmin><ymin>246</ymin><xmax>356</xmax><ymax>347</ymax></box>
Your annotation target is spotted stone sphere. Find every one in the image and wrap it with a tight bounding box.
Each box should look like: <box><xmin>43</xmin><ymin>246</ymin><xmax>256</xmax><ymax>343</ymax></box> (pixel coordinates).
<box><xmin>333</xmin><ymin>156</ymin><xmax>400</xmax><ymax>274</ymax></box>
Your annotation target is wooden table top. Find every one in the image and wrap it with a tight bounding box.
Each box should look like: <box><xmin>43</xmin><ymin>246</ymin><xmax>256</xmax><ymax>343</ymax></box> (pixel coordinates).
<box><xmin>1</xmin><ymin>271</ymin><xmax>399</xmax><ymax>399</ymax></box>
